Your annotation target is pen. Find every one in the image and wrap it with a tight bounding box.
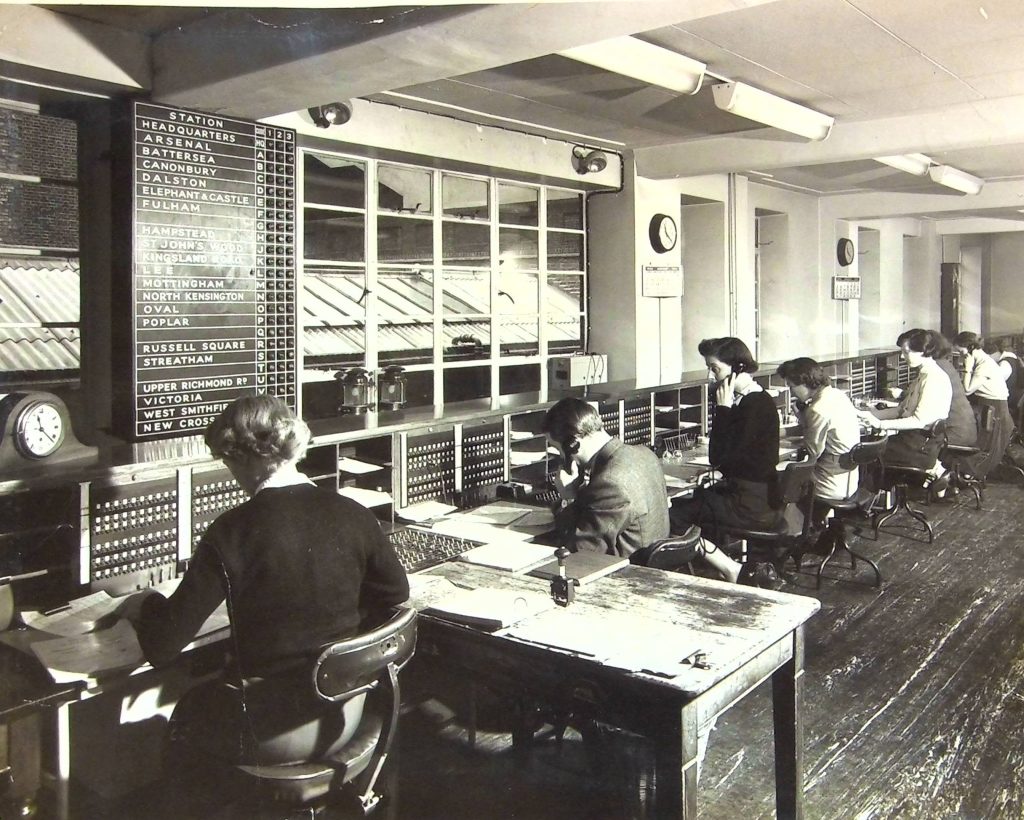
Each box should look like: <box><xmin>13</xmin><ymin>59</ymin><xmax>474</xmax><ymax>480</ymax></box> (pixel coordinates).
<box><xmin>42</xmin><ymin>603</ymin><xmax>72</xmax><ymax>617</ymax></box>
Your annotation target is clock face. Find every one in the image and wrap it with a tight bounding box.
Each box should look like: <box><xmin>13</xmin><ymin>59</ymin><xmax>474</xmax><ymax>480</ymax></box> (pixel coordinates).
<box><xmin>650</xmin><ymin>214</ymin><xmax>678</xmax><ymax>253</ymax></box>
<box><xmin>837</xmin><ymin>238</ymin><xmax>855</xmax><ymax>267</ymax></box>
<box><xmin>14</xmin><ymin>400</ymin><xmax>66</xmax><ymax>459</ymax></box>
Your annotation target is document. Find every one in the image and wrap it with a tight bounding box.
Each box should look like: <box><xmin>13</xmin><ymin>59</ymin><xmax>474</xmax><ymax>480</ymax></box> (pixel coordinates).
<box><xmin>458</xmin><ymin>541</ymin><xmax>557</xmax><ymax>572</ymax></box>
<box><xmin>450</xmin><ymin>501</ymin><xmax>533</xmax><ymax>526</ymax></box>
<box><xmin>21</xmin><ymin>591</ymin><xmax>120</xmax><ymax>637</ymax></box>
<box><xmin>337</xmin><ymin>486</ymin><xmax>393</xmax><ymax>508</ymax></box>
<box><xmin>428</xmin><ymin>519</ymin><xmax>533</xmax><ymax>543</ymax></box>
<box><xmin>396</xmin><ymin>499</ymin><xmax>458</xmax><ymax>523</ymax></box>
<box><xmin>338</xmin><ymin>457</ymin><xmax>384</xmax><ymax>474</ymax></box>
<box><xmin>31</xmin><ymin>620</ymin><xmax>145</xmax><ymax>684</ymax></box>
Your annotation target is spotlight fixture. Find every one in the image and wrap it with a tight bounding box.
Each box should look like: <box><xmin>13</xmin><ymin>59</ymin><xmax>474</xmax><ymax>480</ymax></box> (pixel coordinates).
<box><xmin>875</xmin><ymin>154</ymin><xmax>932</xmax><ymax>176</ymax></box>
<box><xmin>560</xmin><ymin>35</ymin><xmax>707</xmax><ymax>95</ymax></box>
<box><xmin>308</xmin><ymin>102</ymin><xmax>352</xmax><ymax>129</ymax></box>
<box><xmin>928</xmin><ymin>164</ymin><xmax>984</xmax><ymax>195</ymax></box>
<box><xmin>572</xmin><ymin>146</ymin><xmax>608</xmax><ymax>175</ymax></box>
<box><xmin>711</xmin><ymin>82</ymin><xmax>834</xmax><ymax>141</ymax></box>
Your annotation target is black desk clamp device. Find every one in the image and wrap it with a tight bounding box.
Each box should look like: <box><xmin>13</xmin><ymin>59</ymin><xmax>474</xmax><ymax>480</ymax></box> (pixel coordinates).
<box><xmin>550</xmin><ymin>547</ymin><xmax>578</xmax><ymax>607</ymax></box>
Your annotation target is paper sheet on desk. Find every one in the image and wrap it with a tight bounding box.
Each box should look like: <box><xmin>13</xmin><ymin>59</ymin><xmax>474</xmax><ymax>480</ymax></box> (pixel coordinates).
<box><xmin>687</xmin><ymin>455</ymin><xmax>712</xmax><ymax>467</ymax></box>
<box><xmin>21</xmin><ymin>591</ymin><xmax>119</xmax><ymax>637</ymax></box>
<box><xmin>337</xmin><ymin>486</ymin><xmax>393</xmax><ymax>508</ymax></box>
<box><xmin>459</xmin><ymin>541</ymin><xmax>557</xmax><ymax>572</ymax></box>
<box><xmin>31</xmin><ymin>620</ymin><xmax>144</xmax><ymax>684</ymax></box>
<box><xmin>448</xmin><ymin>501</ymin><xmax>533</xmax><ymax>527</ymax></box>
<box><xmin>396</xmin><ymin>499</ymin><xmax>458</xmax><ymax>522</ymax></box>
<box><xmin>504</xmin><ymin>608</ymin><xmax>703</xmax><ymax>678</ymax></box>
<box><xmin>428</xmin><ymin>519</ymin><xmax>533</xmax><ymax>543</ymax></box>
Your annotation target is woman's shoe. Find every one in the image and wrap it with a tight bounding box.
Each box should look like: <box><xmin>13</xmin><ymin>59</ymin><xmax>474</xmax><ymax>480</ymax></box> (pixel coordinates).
<box><xmin>737</xmin><ymin>561</ymin><xmax>783</xmax><ymax>590</ymax></box>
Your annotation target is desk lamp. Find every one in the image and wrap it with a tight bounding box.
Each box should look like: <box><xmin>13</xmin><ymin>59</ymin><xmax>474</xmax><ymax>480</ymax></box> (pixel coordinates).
<box><xmin>335</xmin><ymin>367</ymin><xmax>373</xmax><ymax>415</ymax></box>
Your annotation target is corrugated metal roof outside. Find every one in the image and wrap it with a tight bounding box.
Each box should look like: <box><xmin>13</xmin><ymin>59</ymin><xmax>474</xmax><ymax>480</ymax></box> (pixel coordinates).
<box><xmin>0</xmin><ymin>327</ymin><xmax>80</xmax><ymax>371</ymax></box>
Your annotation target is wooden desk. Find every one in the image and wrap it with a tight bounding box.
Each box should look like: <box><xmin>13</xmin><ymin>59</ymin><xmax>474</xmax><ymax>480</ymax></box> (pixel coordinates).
<box><xmin>411</xmin><ymin>562</ymin><xmax>819</xmax><ymax>819</ymax></box>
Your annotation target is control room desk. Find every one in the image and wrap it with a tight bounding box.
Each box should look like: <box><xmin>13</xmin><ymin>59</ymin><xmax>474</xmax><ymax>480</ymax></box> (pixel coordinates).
<box><xmin>412</xmin><ymin>562</ymin><xmax>820</xmax><ymax>819</ymax></box>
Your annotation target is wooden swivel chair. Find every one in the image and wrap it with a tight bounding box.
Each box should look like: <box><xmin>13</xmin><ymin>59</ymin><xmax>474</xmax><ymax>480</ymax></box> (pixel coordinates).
<box><xmin>809</xmin><ymin>436</ymin><xmax>888</xmax><ymax>589</ymax></box>
<box><xmin>873</xmin><ymin>419</ymin><xmax>945</xmax><ymax>543</ymax></box>
<box><xmin>234</xmin><ymin>607</ymin><xmax>418</xmax><ymax>819</ymax></box>
<box><xmin>708</xmin><ymin>461</ymin><xmax>818</xmax><ymax>578</ymax></box>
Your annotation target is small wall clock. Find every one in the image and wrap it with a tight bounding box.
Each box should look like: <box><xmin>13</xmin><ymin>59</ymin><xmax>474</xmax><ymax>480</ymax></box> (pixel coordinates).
<box><xmin>649</xmin><ymin>213</ymin><xmax>678</xmax><ymax>253</ymax></box>
<box><xmin>837</xmin><ymin>238</ymin><xmax>855</xmax><ymax>267</ymax></box>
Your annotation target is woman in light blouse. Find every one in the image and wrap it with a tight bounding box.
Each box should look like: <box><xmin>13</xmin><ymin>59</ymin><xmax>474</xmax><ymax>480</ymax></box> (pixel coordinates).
<box><xmin>777</xmin><ymin>357</ymin><xmax>860</xmax><ymax>500</ymax></box>
<box><xmin>953</xmin><ymin>331</ymin><xmax>1014</xmax><ymax>478</ymax></box>
<box><xmin>858</xmin><ymin>329</ymin><xmax>951</xmax><ymax>474</ymax></box>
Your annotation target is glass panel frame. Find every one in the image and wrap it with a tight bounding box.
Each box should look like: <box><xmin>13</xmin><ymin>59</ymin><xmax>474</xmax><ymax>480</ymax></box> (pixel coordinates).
<box><xmin>498</xmin><ymin>183</ymin><xmax>539</xmax><ymax>226</ymax></box>
<box><xmin>377</xmin><ymin>163</ymin><xmax>433</xmax><ymax>215</ymax></box>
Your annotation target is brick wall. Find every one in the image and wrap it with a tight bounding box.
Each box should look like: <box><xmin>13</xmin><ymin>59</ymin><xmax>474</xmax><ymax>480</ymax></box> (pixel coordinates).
<box><xmin>0</xmin><ymin>106</ymin><xmax>78</xmax><ymax>249</ymax></box>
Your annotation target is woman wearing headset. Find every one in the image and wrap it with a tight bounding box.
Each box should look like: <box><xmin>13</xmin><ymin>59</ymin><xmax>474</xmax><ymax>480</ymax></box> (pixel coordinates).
<box><xmin>670</xmin><ymin>337</ymin><xmax>786</xmax><ymax>588</ymax></box>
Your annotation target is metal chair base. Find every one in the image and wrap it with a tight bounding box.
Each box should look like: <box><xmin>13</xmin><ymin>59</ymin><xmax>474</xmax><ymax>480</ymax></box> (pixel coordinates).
<box><xmin>813</xmin><ymin>517</ymin><xmax>882</xmax><ymax>589</ymax></box>
<box><xmin>873</xmin><ymin>483</ymin><xmax>934</xmax><ymax>543</ymax></box>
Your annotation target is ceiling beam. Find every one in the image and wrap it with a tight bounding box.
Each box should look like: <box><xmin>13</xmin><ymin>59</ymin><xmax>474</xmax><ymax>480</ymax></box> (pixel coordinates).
<box><xmin>819</xmin><ymin>179</ymin><xmax>1024</xmax><ymax>222</ymax></box>
<box><xmin>636</xmin><ymin>94</ymin><xmax>1024</xmax><ymax>179</ymax></box>
<box><xmin>0</xmin><ymin>5</ymin><xmax>149</xmax><ymax>92</ymax></box>
<box><xmin>150</xmin><ymin>1</ymin><xmax>783</xmax><ymax>119</ymax></box>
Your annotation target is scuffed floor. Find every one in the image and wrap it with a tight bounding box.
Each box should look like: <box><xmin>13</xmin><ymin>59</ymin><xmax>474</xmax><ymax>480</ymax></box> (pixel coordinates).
<box><xmin>397</xmin><ymin>479</ymin><xmax>1024</xmax><ymax>819</ymax></box>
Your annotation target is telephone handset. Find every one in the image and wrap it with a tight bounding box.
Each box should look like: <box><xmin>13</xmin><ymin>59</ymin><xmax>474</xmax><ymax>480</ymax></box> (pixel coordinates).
<box><xmin>560</xmin><ymin>437</ymin><xmax>580</xmax><ymax>471</ymax></box>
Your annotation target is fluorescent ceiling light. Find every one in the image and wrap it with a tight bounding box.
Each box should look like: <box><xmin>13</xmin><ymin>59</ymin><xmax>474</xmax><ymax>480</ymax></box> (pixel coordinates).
<box><xmin>928</xmin><ymin>165</ymin><xmax>984</xmax><ymax>195</ymax></box>
<box><xmin>876</xmin><ymin>154</ymin><xmax>932</xmax><ymax>176</ymax></box>
<box><xmin>560</xmin><ymin>36</ymin><xmax>706</xmax><ymax>95</ymax></box>
<box><xmin>711</xmin><ymin>82</ymin><xmax>834</xmax><ymax>141</ymax></box>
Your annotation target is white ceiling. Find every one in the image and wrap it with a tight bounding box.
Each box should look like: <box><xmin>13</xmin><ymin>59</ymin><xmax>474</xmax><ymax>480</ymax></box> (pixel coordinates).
<box><xmin>13</xmin><ymin>1</ymin><xmax>1024</xmax><ymax>225</ymax></box>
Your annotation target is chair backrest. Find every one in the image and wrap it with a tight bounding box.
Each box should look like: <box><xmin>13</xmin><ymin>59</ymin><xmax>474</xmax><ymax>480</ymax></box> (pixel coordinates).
<box><xmin>924</xmin><ymin>418</ymin><xmax>946</xmax><ymax>440</ymax></box>
<box><xmin>840</xmin><ymin>435</ymin><xmax>888</xmax><ymax>470</ymax></box>
<box><xmin>777</xmin><ymin>460</ymin><xmax>817</xmax><ymax>536</ymax></box>
<box><xmin>314</xmin><ymin>606</ymin><xmax>418</xmax><ymax>704</ymax></box>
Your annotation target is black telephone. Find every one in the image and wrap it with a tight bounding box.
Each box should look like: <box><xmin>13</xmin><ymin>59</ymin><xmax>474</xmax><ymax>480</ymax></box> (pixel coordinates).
<box><xmin>559</xmin><ymin>437</ymin><xmax>580</xmax><ymax>471</ymax></box>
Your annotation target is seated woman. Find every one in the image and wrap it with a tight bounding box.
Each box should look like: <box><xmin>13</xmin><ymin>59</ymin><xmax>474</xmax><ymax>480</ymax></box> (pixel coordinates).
<box><xmin>670</xmin><ymin>337</ymin><xmax>784</xmax><ymax>587</ymax></box>
<box><xmin>953</xmin><ymin>331</ymin><xmax>1015</xmax><ymax>479</ymax></box>
<box><xmin>858</xmin><ymin>329</ymin><xmax>952</xmax><ymax>476</ymax></box>
<box><xmin>114</xmin><ymin>395</ymin><xmax>409</xmax><ymax>816</ymax></box>
<box><xmin>776</xmin><ymin>357</ymin><xmax>860</xmax><ymax>501</ymax></box>
<box><xmin>928</xmin><ymin>330</ymin><xmax>978</xmax><ymax>448</ymax></box>
<box><xmin>983</xmin><ymin>336</ymin><xmax>1024</xmax><ymax>419</ymax></box>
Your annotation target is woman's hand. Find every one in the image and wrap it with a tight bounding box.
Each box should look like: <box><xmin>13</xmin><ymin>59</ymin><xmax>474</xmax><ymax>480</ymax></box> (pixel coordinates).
<box><xmin>857</xmin><ymin>409</ymin><xmax>882</xmax><ymax>430</ymax></box>
<box><xmin>715</xmin><ymin>374</ymin><xmax>736</xmax><ymax>408</ymax></box>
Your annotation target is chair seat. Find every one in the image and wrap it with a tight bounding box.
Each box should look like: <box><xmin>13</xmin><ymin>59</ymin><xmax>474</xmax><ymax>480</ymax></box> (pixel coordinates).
<box><xmin>817</xmin><ymin>487</ymin><xmax>876</xmax><ymax>514</ymax></box>
<box><xmin>237</xmin><ymin>709</ymin><xmax>382</xmax><ymax>804</ymax></box>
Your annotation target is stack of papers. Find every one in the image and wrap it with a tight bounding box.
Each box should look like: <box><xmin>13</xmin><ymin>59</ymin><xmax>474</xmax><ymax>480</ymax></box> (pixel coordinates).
<box><xmin>458</xmin><ymin>541</ymin><xmax>557</xmax><ymax>573</ymax></box>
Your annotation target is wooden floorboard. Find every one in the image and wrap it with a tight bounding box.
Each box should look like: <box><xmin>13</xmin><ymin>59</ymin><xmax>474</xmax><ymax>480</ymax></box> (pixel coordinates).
<box><xmin>397</xmin><ymin>479</ymin><xmax>1024</xmax><ymax>819</ymax></box>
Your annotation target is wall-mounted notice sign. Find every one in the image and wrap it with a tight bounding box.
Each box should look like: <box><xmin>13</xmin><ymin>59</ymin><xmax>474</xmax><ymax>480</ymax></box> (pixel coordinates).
<box><xmin>127</xmin><ymin>102</ymin><xmax>296</xmax><ymax>440</ymax></box>
<box><xmin>641</xmin><ymin>265</ymin><xmax>683</xmax><ymax>298</ymax></box>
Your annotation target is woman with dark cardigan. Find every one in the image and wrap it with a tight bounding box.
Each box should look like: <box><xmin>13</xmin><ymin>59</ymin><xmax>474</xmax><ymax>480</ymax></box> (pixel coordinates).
<box><xmin>670</xmin><ymin>337</ymin><xmax>784</xmax><ymax>587</ymax></box>
<box><xmin>927</xmin><ymin>330</ymin><xmax>977</xmax><ymax>449</ymax></box>
<box><xmin>113</xmin><ymin>395</ymin><xmax>409</xmax><ymax>816</ymax></box>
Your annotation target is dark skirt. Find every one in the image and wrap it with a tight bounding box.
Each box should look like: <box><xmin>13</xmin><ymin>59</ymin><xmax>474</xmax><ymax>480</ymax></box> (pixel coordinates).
<box><xmin>670</xmin><ymin>477</ymin><xmax>782</xmax><ymax>547</ymax></box>
<box><xmin>883</xmin><ymin>429</ymin><xmax>942</xmax><ymax>470</ymax></box>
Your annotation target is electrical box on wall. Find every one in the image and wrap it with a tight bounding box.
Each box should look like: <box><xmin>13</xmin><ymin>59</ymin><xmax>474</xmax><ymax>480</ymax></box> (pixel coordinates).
<box><xmin>549</xmin><ymin>354</ymin><xmax>609</xmax><ymax>388</ymax></box>
<box><xmin>832</xmin><ymin>276</ymin><xmax>861</xmax><ymax>300</ymax></box>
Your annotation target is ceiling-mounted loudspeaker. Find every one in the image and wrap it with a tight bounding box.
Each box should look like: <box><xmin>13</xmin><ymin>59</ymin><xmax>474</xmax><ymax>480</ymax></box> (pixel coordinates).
<box><xmin>308</xmin><ymin>102</ymin><xmax>352</xmax><ymax>128</ymax></box>
<box><xmin>572</xmin><ymin>146</ymin><xmax>608</xmax><ymax>175</ymax></box>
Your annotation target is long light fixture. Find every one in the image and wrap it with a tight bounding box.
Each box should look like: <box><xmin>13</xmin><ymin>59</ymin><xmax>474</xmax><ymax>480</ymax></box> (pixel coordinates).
<box><xmin>559</xmin><ymin>36</ymin><xmax>706</xmax><ymax>95</ymax></box>
<box><xmin>875</xmin><ymin>154</ymin><xmax>932</xmax><ymax>176</ymax></box>
<box><xmin>711</xmin><ymin>81</ymin><xmax>834</xmax><ymax>141</ymax></box>
<box><xmin>928</xmin><ymin>164</ymin><xmax>984</xmax><ymax>195</ymax></box>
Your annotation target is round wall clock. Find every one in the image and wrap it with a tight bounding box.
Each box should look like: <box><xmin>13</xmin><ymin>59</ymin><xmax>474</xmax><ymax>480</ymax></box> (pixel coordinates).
<box><xmin>649</xmin><ymin>213</ymin><xmax>678</xmax><ymax>253</ymax></box>
<box><xmin>837</xmin><ymin>238</ymin><xmax>855</xmax><ymax>267</ymax></box>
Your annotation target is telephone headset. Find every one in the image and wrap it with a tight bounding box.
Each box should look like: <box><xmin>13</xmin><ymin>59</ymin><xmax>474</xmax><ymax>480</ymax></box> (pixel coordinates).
<box><xmin>560</xmin><ymin>436</ymin><xmax>580</xmax><ymax>471</ymax></box>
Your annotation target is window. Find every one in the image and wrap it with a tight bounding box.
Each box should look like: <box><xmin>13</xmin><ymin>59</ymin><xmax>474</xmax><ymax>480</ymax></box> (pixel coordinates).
<box><xmin>301</xmin><ymin>152</ymin><xmax>587</xmax><ymax>417</ymax></box>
